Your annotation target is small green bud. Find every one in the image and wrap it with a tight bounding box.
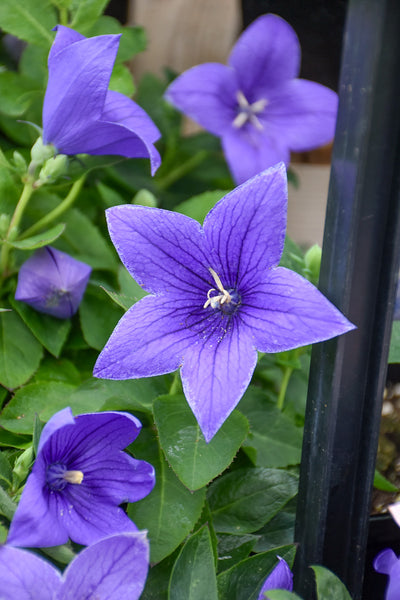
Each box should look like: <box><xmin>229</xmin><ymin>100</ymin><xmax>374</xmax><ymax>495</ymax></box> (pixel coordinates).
<box><xmin>30</xmin><ymin>136</ymin><xmax>56</xmax><ymax>165</ymax></box>
<box><xmin>37</xmin><ymin>154</ymin><xmax>68</xmax><ymax>186</ymax></box>
<box><xmin>13</xmin><ymin>151</ymin><xmax>27</xmax><ymax>174</ymax></box>
<box><xmin>12</xmin><ymin>446</ymin><xmax>34</xmax><ymax>489</ymax></box>
<box><xmin>132</xmin><ymin>189</ymin><xmax>158</xmax><ymax>208</ymax></box>
<box><xmin>304</xmin><ymin>244</ymin><xmax>322</xmax><ymax>283</ymax></box>
<box><xmin>0</xmin><ymin>213</ymin><xmax>10</xmax><ymax>237</ymax></box>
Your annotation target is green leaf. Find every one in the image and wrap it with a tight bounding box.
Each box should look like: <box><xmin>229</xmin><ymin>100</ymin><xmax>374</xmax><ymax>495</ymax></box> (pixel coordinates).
<box><xmin>118</xmin><ymin>265</ymin><xmax>148</xmax><ymax>301</ymax></box>
<box><xmin>217</xmin><ymin>534</ymin><xmax>258</xmax><ymax>573</ymax></box>
<box><xmin>79</xmin><ymin>284</ymin><xmax>123</xmax><ymax>351</ymax></box>
<box><xmin>0</xmin><ymin>485</ymin><xmax>17</xmax><ymax>520</ymax></box>
<box><xmin>0</xmin><ymin>309</ymin><xmax>43</xmax><ymax>389</ymax></box>
<box><xmin>254</xmin><ymin>504</ymin><xmax>296</xmax><ymax>552</ymax></box>
<box><xmin>70</xmin><ymin>0</ymin><xmax>109</xmax><ymax>32</ymax></box>
<box><xmin>60</xmin><ymin>208</ymin><xmax>117</xmax><ymax>270</ymax></box>
<box><xmin>208</xmin><ymin>468</ymin><xmax>298</xmax><ymax>534</ymax></box>
<box><xmin>0</xmin><ymin>381</ymin><xmax>77</xmax><ymax>434</ymax></box>
<box><xmin>96</xmin><ymin>181</ymin><xmax>125</xmax><ymax>208</ymax></box>
<box><xmin>154</xmin><ymin>394</ymin><xmax>248</xmax><ymax>490</ymax></box>
<box><xmin>69</xmin><ymin>376</ymin><xmax>166</xmax><ymax>414</ymax></box>
<box><xmin>169</xmin><ymin>525</ymin><xmax>218</xmax><ymax>600</ymax></box>
<box><xmin>0</xmin><ymin>430</ymin><xmax>31</xmax><ymax>449</ymax></box>
<box><xmin>389</xmin><ymin>320</ymin><xmax>400</xmax><ymax>364</ymax></box>
<box><xmin>100</xmin><ymin>286</ymin><xmax>135</xmax><ymax>311</ymax></box>
<box><xmin>0</xmin><ymin>72</ymin><xmax>36</xmax><ymax>117</ymax></box>
<box><xmin>239</xmin><ymin>388</ymin><xmax>303</xmax><ymax>468</ymax></box>
<box><xmin>10</xmin><ymin>223</ymin><xmax>66</xmax><ymax>249</ymax></box>
<box><xmin>127</xmin><ymin>429</ymin><xmax>206</xmax><ymax>563</ymax></box>
<box><xmin>279</xmin><ymin>236</ymin><xmax>305</xmax><ymax>275</ymax></box>
<box><xmin>109</xmin><ymin>63</ymin><xmax>135</xmax><ymax>97</ymax></box>
<box><xmin>41</xmin><ymin>543</ymin><xmax>76</xmax><ymax>566</ymax></box>
<box><xmin>312</xmin><ymin>565</ymin><xmax>352</xmax><ymax>600</ymax></box>
<box><xmin>175</xmin><ymin>190</ymin><xmax>227</xmax><ymax>224</ymax></box>
<box><xmin>217</xmin><ymin>545</ymin><xmax>296</xmax><ymax>600</ymax></box>
<box><xmin>10</xmin><ymin>298</ymin><xmax>71</xmax><ymax>358</ymax></box>
<box><xmin>374</xmin><ymin>469</ymin><xmax>399</xmax><ymax>492</ymax></box>
<box><xmin>0</xmin><ymin>452</ymin><xmax>12</xmax><ymax>487</ymax></box>
<box><xmin>0</xmin><ymin>0</ymin><xmax>56</xmax><ymax>47</ymax></box>
<box><xmin>141</xmin><ymin>551</ymin><xmax>179</xmax><ymax>600</ymax></box>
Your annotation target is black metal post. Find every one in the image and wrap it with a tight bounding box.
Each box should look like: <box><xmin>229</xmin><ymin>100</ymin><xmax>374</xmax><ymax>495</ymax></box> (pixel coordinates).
<box><xmin>294</xmin><ymin>1</ymin><xmax>400</xmax><ymax>599</ymax></box>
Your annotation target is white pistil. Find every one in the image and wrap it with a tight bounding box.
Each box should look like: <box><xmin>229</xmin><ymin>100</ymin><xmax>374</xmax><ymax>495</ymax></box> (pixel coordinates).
<box><xmin>203</xmin><ymin>267</ymin><xmax>231</xmax><ymax>309</ymax></box>
<box><xmin>232</xmin><ymin>90</ymin><xmax>268</xmax><ymax>131</ymax></box>
<box><xmin>63</xmin><ymin>470</ymin><xmax>84</xmax><ymax>485</ymax></box>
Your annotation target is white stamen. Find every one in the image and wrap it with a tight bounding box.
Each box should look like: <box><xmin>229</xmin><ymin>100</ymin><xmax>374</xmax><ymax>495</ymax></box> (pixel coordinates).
<box><xmin>232</xmin><ymin>90</ymin><xmax>268</xmax><ymax>131</ymax></box>
<box><xmin>63</xmin><ymin>470</ymin><xmax>84</xmax><ymax>485</ymax></box>
<box><xmin>203</xmin><ymin>268</ymin><xmax>231</xmax><ymax>309</ymax></box>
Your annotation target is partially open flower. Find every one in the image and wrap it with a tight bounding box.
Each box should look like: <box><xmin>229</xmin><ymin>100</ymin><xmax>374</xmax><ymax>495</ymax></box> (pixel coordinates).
<box><xmin>258</xmin><ymin>556</ymin><xmax>293</xmax><ymax>599</ymax></box>
<box><xmin>42</xmin><ymin>25</ymin><xmax>161</xmax><ymax>175</ymax></box>
<box><xmin>7</xmin><ymin>407</ymin><xmax>155</xmax><ymax>548</ymax></box>
<box><xmin>374</xmin><ymin>548</ymin><xmax>400</xmax><ymax>600</ymax></box>
<box><xmin>15</xmin><ymin>246</ymin><xmax>91</xmax><ymax>319</ymax></box>
<box><xmin>0</xmin><ymin>531</ymin><xmax>150</xmax><ymax>600</ymax></box>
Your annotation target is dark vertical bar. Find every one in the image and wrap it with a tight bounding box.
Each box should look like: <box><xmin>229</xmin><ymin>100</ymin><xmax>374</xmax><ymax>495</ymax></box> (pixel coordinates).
<box><xmin>294</xmin><ymin>1</ymin><xmax>400</xmax><ymax>599</ymax></box>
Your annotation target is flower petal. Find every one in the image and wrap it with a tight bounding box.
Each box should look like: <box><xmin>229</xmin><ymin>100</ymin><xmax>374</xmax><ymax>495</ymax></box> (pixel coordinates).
<box><xmin>241</xmin><ymin>267</ymin><xmax>356</xmax><ymax>353</ymax></box>
<box><xmin>55</xmin><ymin>92</ymin><xmax>161</xmax><ymax>174</ymax></box>
<box><xmin>180</xmin><ymin>318</ymin><xmax>257</xmax><ymax>442</ymax></box>
<box><xmin>105</xmin><ymin>204</ymin><xmax>209</xmax><ymax>295</ymax></box>
<box><xmin>59</xmin><ymin>485</ymin><xmax>138</xmax><ymax>546</ymax></box>
<box><xmin>77</xmin><ymin>452</ymin><xmax>155</xmax><ymax>504</ymax></box>
<box><xmin>38</xmin><ymin>406</ymin><xmax>75</xmax><ymax>453</ymax></box>
<box><xmin>258</xmin><ymin>557</ymin><xmax>293</xmax><ymax>599</ymax></box>
<box><xmin>7</xmin><ymin>465</ymin><xmax>69</xmax><ymax>547</ymax></box>
<box><xmin>165</xmin><ymin>63</ymin><xmax>238</xmax><ymax>136</ymax></box>
<box><xmin>43</xmin><ymin>31</ymin><xmax>120</xmax><ymax>150</ymax></box>
<box><xmin>221</xmin><ymin>128</ymin><xmax>290</xmax><ymax>184</ymax></box>
<box><xmin>374</xmin><ymin>549</ymin><xmax>399</xmax><ymax>575</ymax></box>
<box><xmin>0</xmin><ymin>545</ymin><xmax>62</xmax><ymax>599</ymax></box>
<box><xmin>93</xmin><ymin>295</ymin><xmax>201</xmax><ymax>379</ymax></box>
<box><xmin>228</xmin><ymin>14</ymin><xmax>300</xmax><ymax>99</ymax></box>
<box><xmin>60</xmin><ymin>532</ymin><xmax>149</xmax><ymax>600</ymax></box>
<box><xmin>264</xmin><ymin>79</ymin><xmax>338</xmax><ymax>151</ymax></box>
<box><xmin>41</xmin><ymin>411</ymin><xmax>143</xmax><ymax>465</ymax></box>
<box><xmin>203</xmin><ymin>164</ymin><xmax>288</xmax><ymax>287</ymax></box>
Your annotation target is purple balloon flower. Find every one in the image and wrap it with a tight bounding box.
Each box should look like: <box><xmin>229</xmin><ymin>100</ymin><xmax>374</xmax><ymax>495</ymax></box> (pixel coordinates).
<box><xmin>42</xmin><ymin>25</ymin><xmax>161</xmax><ymax>174</ymax></box>
<box><xmin>15</xmin><ymin>246</ymin><xmax>92</xmax><ymax>319</ymax></box>
<box><xmin>165</xmin><ymin>14</ymin><xmax>337</xmax><ymax>184</ymax></box>
<box><xmin>93</xmin><ymin>163</ymin><xmax>355</xmax><ymax>442</ymax></box>
<box><xmin>258</xmin><ymin>557</ymin><xmax>294</xmax><ymax>599</ymax></box>
<box><xmin>0</xmin><ymin>531</ymin><xmax>149</xmax><ymax>600</ymax></box>
<box><xmin>374</xmin><ymin>549</ymin><xmax>400</xmax><ymax>600</ymax></box>
<box><xmin>7</xmin><ymin>408</ymin><xmax>155</xmax><ymax>548</ymax></box>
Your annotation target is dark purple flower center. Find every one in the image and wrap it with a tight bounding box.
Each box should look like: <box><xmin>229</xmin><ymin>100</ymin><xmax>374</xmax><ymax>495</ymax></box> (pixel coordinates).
<box><xmin>204</xmin><ymin>268</ymin><xmax>241</xmax><ymax>316</ymax></box>
<box><xmin>46</xmin><ymin>462</ymin><xmax>84</xmax><ymax>491</ymax></box>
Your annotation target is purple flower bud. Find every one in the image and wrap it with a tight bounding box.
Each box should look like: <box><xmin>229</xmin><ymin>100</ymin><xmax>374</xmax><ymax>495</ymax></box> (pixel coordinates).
<box><xmin>15</xmin><ymin>246</ymin><xmax>92</xmax><ymax>319</ymax></box>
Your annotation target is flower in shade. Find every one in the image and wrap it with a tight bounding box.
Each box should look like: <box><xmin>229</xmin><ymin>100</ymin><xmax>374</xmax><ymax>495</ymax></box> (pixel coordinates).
<box><xmin>7</xmin><ymin>407</ymin><xmax>155</xmax><ymax>548</ymax></box>
<box><xmin>42</xmin><ymin>25</ymin><xmax>161</xmax><ymax>174</ymax></box>
<box><xmin>165</xmin><ymin>14</ymin><xmax>337</xmax><ymax>184</ymax></box>
<box><xmin>0</xmin><ymin>531</ymin><xmax>149</xmax><ymax>600</ymax></box>
<box><xmin>93</xmin><ymin>163</ymin><xmax>355</xmax><ymax>442</ymax></box>
<box><xmin>374</xmin><ymin>548</ymin><xmax>400</xmax><ymax>600</ymax></box>
<box><xmin>15</xmin><ymin>246</ymin><xmax>92</xmax><ymax>319</ymax></box>
<box><xmin>258</xmin><ymin>557</ymin><xmax>294</xmax><ymax>599</ymax></box>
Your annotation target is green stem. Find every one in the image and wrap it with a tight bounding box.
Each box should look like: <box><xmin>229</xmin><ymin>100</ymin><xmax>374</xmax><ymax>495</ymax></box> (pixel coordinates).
<box><xmin>277</xmin><ymin>365</ymin><xmax>294</xmax><ymax>411</ymax></box>
<box><xmin>59</xmin><ymin>6</ymin><xmax>69</xmax><ymax>26</ymax></box>
<box><xmin>156</xmin><ymin>151</ymin><xmax>208</xmax><ymax>190</ymax></box>
<box><xmin>20</xmin><ymin>175</ymin><xmax>86</xmax><ymax>240</ymax></box>
<box><xmin>0</xmin><ymin>179</ymin><xmax>34</xmax><ymax>278</ymax></box>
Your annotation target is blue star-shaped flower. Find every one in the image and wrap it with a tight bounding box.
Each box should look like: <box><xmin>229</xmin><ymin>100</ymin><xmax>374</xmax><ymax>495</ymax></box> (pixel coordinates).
<box><xmin>93</xmin><ymin>164</ymin><xmax>355</xmax><ymax>442</ymax></box>
<box><xmin>165</xmin><ymin>14</ymin><xmax>337</xmax><ymax>184</ymax></box>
